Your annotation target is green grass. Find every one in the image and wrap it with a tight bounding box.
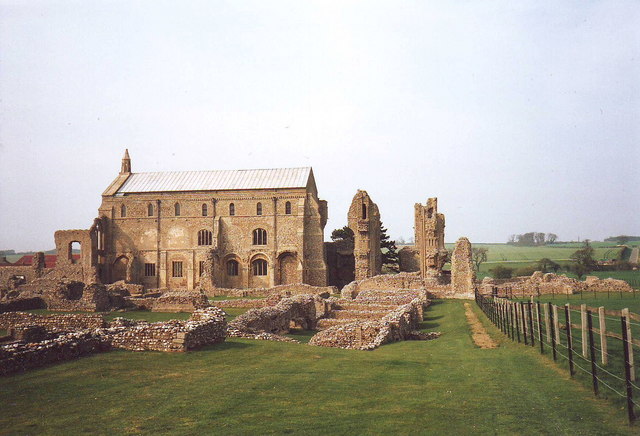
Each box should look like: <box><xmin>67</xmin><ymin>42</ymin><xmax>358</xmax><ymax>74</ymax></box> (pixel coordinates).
<box><xmin>1</xmin><ymin>300</ymin><xmax>636</xmax><ymax>435</ymax></box>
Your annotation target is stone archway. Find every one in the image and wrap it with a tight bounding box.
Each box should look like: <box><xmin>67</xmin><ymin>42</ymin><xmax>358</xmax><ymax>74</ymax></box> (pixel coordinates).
<box><xmin>112</xmin><ymin>256</ymin><xmax>128</xmax><ymax>282</ymax></box>
<box><xmin>279</xmin><ymin>253</ymin><xmax>298</xmax><ymax>285</ymax></box>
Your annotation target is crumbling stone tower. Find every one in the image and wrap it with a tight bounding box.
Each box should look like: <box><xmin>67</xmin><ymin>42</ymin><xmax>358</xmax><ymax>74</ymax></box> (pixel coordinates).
<box><xmin>414</xmin><ymin>198</ymin><xmax>447</xmax><ymax>280</ymax></box>
<box><xmin>451</xmin><ymin>237</ymin><xmax>476</xmax><ymax>297</ymax></box>
<box><xmin>348</xmin><ymin>190</ymin><xmax>381</xmax><ymax>280</ymax></box>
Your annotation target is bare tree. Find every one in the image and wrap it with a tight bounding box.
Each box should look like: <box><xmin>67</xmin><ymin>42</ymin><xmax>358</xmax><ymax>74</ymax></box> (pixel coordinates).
<box><xmin>472</xmin><ymin>247</ymin><xmax>488</xmax><ymax>272</ymax></box>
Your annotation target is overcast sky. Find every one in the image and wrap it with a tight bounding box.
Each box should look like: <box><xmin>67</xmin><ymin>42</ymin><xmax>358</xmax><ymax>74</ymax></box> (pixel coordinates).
<box><xmin>1</xmin><ymin>1</ymin><xmax>638</xmax><ymax>252</ymax></box>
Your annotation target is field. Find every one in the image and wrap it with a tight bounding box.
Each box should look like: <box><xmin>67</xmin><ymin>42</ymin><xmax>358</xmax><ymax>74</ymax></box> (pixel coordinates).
<box><xmin>441</xmin><ymin>242</ymin><xmax>640</xmax><ymax>286</ymax></box>
<box><xmin>1</xmin><ymin>301</ymin><xmax>636</xmax><ymax>435</ymax></box>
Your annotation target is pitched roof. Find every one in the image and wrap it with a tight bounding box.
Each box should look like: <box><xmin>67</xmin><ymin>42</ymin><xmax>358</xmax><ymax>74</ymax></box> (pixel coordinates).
<box><xmin>114</xmin><ymin>167</ymin><xmax>313</xmax><ymax>194</ymax></box>
<box><xmin>7</xmin><ymin>255</ymin><xmax>79</xmax><ymax>268</ymax></box>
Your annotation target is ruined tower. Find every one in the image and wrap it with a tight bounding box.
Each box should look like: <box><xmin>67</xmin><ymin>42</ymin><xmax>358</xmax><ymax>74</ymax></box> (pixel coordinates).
<box><xmin>414</xmin><ymin>197</ymin><xmax>447</xmax><ymax>280</ymax></box>
<box><xmin>348</xmin><ymin>190</ymin><xmax>381</xmax><ymax>280</ymax></box>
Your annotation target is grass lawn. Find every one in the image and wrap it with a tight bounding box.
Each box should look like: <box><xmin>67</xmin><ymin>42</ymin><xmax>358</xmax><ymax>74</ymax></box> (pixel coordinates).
<box><xmin>1</xmin><ymin>300</ymin><xmax>636</xmax><ymax>435</ymax></box>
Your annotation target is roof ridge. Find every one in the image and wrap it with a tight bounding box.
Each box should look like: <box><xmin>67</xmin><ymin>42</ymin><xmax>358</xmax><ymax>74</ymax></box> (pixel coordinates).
<box><xmin>129</xmin><ymin>166</ymin><xmax>312</xmax><ymax>175</ymax></box>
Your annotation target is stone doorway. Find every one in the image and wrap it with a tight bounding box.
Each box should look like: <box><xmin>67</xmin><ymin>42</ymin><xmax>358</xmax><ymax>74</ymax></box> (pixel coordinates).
<box><xmin>279</xmin><ymin>253</ymin><xmax>298</xmax><ymax>285</ymax></box>
<box><xmin>112</xmin><ymin>256</ymin><xmax>128</xmax><ymax>282</ymax></box>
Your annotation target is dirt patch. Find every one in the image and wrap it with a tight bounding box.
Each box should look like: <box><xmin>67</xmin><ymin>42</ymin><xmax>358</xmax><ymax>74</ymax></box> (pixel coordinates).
<box><xmin>464</xmin><ymin>302</ymin><xmax>497</xmax><ymax>349</ymax></box>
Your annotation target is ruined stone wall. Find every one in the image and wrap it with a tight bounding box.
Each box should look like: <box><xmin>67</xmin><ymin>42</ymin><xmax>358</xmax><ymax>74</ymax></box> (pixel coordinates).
<box><xmin>414</xmin><ymin>198</ymin><xmax>447</xmax><ymax>279</ymax></box>
<box><xmin>0</xmin><ymin>307</ymin><xmax>227</xmax><ymax>375</ymax></box>
<box><xmin>211</xmin><ymin>299</ymin><xmax>268</xmax><ymax>308</ymax></box>
<box><xmin>480</xmin><ymin>272</ymin><xmax>635</xmax><ymax>297</ymax></box>
<box><xmin>324</xmin><ymin>240</ymin><xmax>355</xmax><ymax>289</ymax></box>
<box><xmin>150</xmin><ymin>290</ymin><xmax>210</xmax><ymax>312</ymax></box>
<box><xmin>398</xmin><ymin>247</ymin><xmax>420</xmax><ymax>273</ymax></box>
<box><xmin>0</xmin><ymin>312</ymin><xmax>107</xmax><ymax>331</ymax></box>
<box><xmin>228</xmin><ymin>294</ymin><xmax>321</xmax><ymax>335</ymax></box>
<box><xmin>450</xmin><ymin>237</ymin><xmax>476</xmax><ymax>298</ymax></box>
<box><xmin>347</xmin><ymin>190</ymin><xmax>381</xmax><ymax>281</ymax></box>
<box><xmin>205</xmin><ymin>283</ymin><xmax>336</xmax><ymax>298</ymax></box>
<box><xmin>340</xmin><ymin>272</ymin><xmax>437</xmax><ymax>299</ymax></box>
<box><xmin>309</xmin><ymin>298</ymin><xmax>428</xmax><ymax>350</ymax></box>
<box><xmin>0</xmin><ymin>266</ymin><xmax>39</xmax><ymax>289</ymax></box>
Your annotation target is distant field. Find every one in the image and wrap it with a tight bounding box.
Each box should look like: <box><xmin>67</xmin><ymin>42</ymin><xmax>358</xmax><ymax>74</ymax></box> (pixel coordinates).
<box><xmin>444</xmin><ymin>242</ymin><xmax>634</xmax><ymax>263</ymax></box>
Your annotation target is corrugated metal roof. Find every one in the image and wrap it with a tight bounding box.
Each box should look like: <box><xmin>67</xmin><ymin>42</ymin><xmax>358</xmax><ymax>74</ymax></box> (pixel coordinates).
<box><xmin>116</xmin><ymin>167</ymin><xmax>311</xmax><ymax>194</ymax></box>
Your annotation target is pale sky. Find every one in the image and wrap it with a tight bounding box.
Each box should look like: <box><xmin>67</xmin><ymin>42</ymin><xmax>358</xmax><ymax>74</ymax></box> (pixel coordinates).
<box><xmin>1</xmin><ymin>1</ymin><xmax>638</xmax><ymax>252</ymax></box>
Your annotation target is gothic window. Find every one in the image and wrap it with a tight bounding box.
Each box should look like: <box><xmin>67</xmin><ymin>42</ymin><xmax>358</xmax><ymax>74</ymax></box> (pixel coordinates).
<box><xmin>120</xmin><ymin>204</ymin><xmax>127</xmax><ymax>218</ymax></box>
<box><xmin>252</xmin><ymin>259</ymin><xmax>267</xmax><ymax>276</ymax></box>
<box><xmin>202</xmin><ymin>203</ymin><xmax>208</xmax><ymax>216</ymax></box>
<box><xmin>147</xmin><ymin>203</ymin><xmax>154</xmax><ymax>217</ymax></box>
<box><xmin>285</xmin><ymin>201</ymin><xmax>292</xmax><ymax>215</ymax></box>
<box><xmin>198</xmin><ymin>229</ymin><xmax>212</xmax><ymax>246</ymax></box>
<box><xmin>174</xmin><ymin>203</ymin><xmax>181</xmax><ymax>216</ymax></box>
<box><xmin>227</xmin><ymin>259</ymin><xmax>239</xmax><ymax>276</ymax></box>
<box><xmin>229</xmin><ymin>203</ymin><xmax>235</xmax><ymax>216</ymax></box>
<box><xmin>252</xmin><ymin>228</ymin><xmax>267</xmax><ymax>245</ymax></box>
<box><xmin>256</xmin><ymin>202</ymin><xmax>263</xmax><ymax>216</ymax></box>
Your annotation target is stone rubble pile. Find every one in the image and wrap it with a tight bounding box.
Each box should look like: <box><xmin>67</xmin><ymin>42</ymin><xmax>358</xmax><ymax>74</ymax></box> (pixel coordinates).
<box><xmin>481</xmin><ymin>272</ymin><xmax>635</xmax><ymax>296</ymax></box>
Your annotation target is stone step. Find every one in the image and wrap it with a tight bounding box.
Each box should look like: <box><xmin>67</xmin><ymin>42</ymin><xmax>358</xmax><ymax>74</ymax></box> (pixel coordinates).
<box><xmin>316</xmin><ymin>318</ymin><xmax>360</xmax><ymax>330</ymax></box>
<box><xmin>334</xmin><ymin>302</ymin><xmax>397</xmax><ymax>311</ymax></box>
<box><xmin>330</xmin><ymin>309</ymin><xmax>389</xmax><ymax>320</ymax></box>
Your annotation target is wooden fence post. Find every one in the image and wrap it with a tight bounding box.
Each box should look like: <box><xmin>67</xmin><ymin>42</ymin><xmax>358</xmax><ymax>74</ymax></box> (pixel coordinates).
<box><xmin>520</xmin><ymin>302</ymin><xmax>527</xmax><ymax>346</ymax></box>
<box><xmin>552</xmin><ymin>304</ymin><xmax>560</xmax><ymax>345</ymax></box>
<box><xmin>622</xmin><ymin>308</ymin><xmax>636</xmax><ymax>382</ymax></box>
<box><xmin>621</xmin><ymin>315</ymin><xmax>636</xmax><ymax>424</ymax></box>
<box><xmin>528</xmin><ymin>302</ymin><xmax>535</xmax><ymax>346</ymax></box>
<box><xmin>581</xmin><ymin>304</ymin><xmax>588</xmax><ymax>358</ymax></box>
<box><xmin>549</xmin><ymin>303</ymin><xmax>557</xmax><ymax>361</ymax></box>
<box><xmin>537</xmin><ymin>302</ymin><xmax>544</xmax><ymax>354</ymax></box>
<box><xmin>515</xmin><ymin>300</ymin><xmax>521</xmax><ymax>343</ymax></box>
<box><xmin>565</xmin><ymin>304</ymin><xmax>574</xmax><ymax>376</ymax></box>
<box><xmin>598</xmin><ymin>306</ymin><xmax>607</xmax><ymax>366</ymax></box>
<box><xmin>544</xmin><ymin>303</ymin><xmax>551</xmax><ymax>343</ymax></box>
<box><xmin>587</xmin><ymin>310</ymin><xmax>599</xmax><ymax>396</ymax></box>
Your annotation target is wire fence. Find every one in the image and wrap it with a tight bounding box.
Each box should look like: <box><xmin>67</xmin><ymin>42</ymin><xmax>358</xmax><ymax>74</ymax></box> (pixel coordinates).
<box><xmin>475</xmin><ymin>291</ymin><xmax>639</xmax><ymax>425</ymax></box>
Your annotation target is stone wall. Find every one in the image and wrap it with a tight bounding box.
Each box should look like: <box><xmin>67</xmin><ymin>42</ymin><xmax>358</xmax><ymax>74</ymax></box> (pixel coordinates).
<box><xmin>450</xmin><ymin>237</ymin><xmax>476</xmax><ymax>298</ymax></box>
<box><xmin>211</xmin><ymin>299</ymin><xmax>268</xmax><ymax>308</ymax></box>
<box><xmin>398</xmin><ymin>247</ymin><xmax>420</xmax><ymax>273</ymax></box>
<box><xmin>150</xmin><ymin>290</ymin><xmax>210</xmax><ymax>312</ymax></box>
<box><xmin>205</xmin><ymin>283</ymin><xmax>336</xmax><ymax>298</ymax></box>
<box><xmin>309</xmin><ymin>298</ymin><xmax>431</xmax><ymax>350</ymax></box>
<box><xmin>0</xmin><ymin>312</ymin><xmax>106</xmax><ymax>331</ymax></box>
<box><xmin>0</xmin><ymin>307</ymin><xmax>227</xmax><ymax>375</ymax></box>
<box><xmin>340</xmin><ymin>272</ymin><xmax>439</xmax><ymax>299</ymax></box>
<box><xmin>228</xmin><ymin>294</ymin><xmax>323</xmax><ymax>335</ymax></box>
<box><xmin>480</xmin><ymin>272</ymin><xmax>635</xmax><ymax>297</ymax></box>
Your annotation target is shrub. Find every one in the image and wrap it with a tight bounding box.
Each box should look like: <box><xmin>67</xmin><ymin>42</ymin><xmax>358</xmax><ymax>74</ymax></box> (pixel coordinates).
<box><xmin>490</xmin><ymin>265</ymin><xmax>514</xmax><ymax>279</ymax></box>
<box><xmin>515</xmin><ymin>265</ymin><xmax>538</xmax><ymax>277</ymax></box>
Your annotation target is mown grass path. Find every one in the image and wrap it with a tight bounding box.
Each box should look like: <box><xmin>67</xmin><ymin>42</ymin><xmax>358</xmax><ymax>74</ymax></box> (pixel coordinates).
<box><xmin>0</xmin><ymin>301</ymin><xmax>636</xmax><ymax>435</ymax></box>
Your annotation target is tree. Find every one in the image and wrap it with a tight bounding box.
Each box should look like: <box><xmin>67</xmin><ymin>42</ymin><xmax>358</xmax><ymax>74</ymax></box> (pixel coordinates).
<box><xmin>472</xmin><ymin>247</ymin><xmax>488</xmax><ymax>272</ymax></box>
<box><xmin>534</xmin><ymin>232</ymin><xmax>546</xmax><ymax>246</ymax></box>
<box><xmin>536</xmin><ymin>258</ymin><xmax>560</xmax><ymax>273</ymax></box>
<box><xmin>569</xmin><ymin>240</ymin><xmax>596</xmax><ymax>278</ymax></box>
<box><xmin>617</xmin><ymin>235</ymin><xmax>630</xmax><ymax>245</ymax></box>
<box><xmin>546</xmin><ymin>233</ymin><xmax>558</xmax><ymax>244</ymax></box>
<box><xmin>380</xmin><ymin>223</ymin><xmax>399</xmax><ymax>272</ymax></box>
<box><xmin>330</xmin><ymin>226</ymin><xmax>354</xmax><ymax>243</ymax></box>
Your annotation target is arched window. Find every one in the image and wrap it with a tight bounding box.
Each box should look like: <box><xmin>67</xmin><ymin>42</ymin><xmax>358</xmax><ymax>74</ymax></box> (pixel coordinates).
<box><xmin>252</xmin><ymin>228</ymin><xmax>267</xmax><ymax>245</ymax></box>
<box><xmin>362</xmin><ymin>204</ymin><xmax>367</xmax><ymax>220</ymax></box>
<box><xmin>256</xmin><ymin>202</ymin><xmax>263</xmax><ymax>216</ymax></box>
<box><xmin>229</xmin><ymin>203</ymin><xmax>235</xmax><ymax>216</ymax></box>
<box><xmin>285</xmin><ymin>201</ymin><xmax>292</xmax><ymax>215</ymax></box>
<box><xmin>198</xmin><ymin>229</ymin><xmax>212</xmax><ymax>246</ymax></box>
<box><xmin>174</xmin><ymin>203</ymin><xmax>181</xmax><ymax>216</ymax></box>
<box><xmin>120</xmin><ymin>204</ymin><xmax>127</xmax><ymax>218</ymax></box>
<box><xmin>147</xmin><ymin>203</ymin><xmax>154</xmax><ymax>217</ymax></box>
<box><xmin>227</xmin><ymin>259</ymin><xmax>239</xmax><ymax>276</ymax></box>
<box><xmin>202</xmin><ymin>203</ymin><xmax>208</xmax><ymax>217</ymax></box>
<box><xmin>252</xmin><ymin>259</ymin><xmax>268</xmax><ymax>276</ymax></box>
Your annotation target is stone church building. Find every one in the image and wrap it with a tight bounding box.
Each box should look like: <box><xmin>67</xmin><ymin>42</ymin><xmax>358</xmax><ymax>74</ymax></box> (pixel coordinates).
<box><xmin>88</xmin><ymin>151</ymin><xmax>328</xmax><ymax>290</ymax></box>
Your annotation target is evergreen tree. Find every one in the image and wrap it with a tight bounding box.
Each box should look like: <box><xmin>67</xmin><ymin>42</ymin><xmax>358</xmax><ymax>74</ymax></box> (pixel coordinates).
<box><xmin>330</xmin><ymin>226</ymin><xmax>354</xmax><ymax>243</ymax></box>
<box><xmin>380</xmin><ymin>223</ymin><xmax>399</xmax><ymax>272</ymax></box>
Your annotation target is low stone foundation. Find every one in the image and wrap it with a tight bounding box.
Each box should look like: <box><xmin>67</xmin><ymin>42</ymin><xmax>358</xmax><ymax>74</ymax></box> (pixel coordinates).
<box><xmin>0</xmin><ymin>307</ymin><xmax>227</xmax><ymax>376</ymax></box>
<box><xmin>150</xmin><ymin>290</ymin><xmax>210</xmax><ymax>312</ymax></box>
<box><xmin>206</xmin><ymin>283</ymin><xmax>336</xmax><ymax>298</ymax></box>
